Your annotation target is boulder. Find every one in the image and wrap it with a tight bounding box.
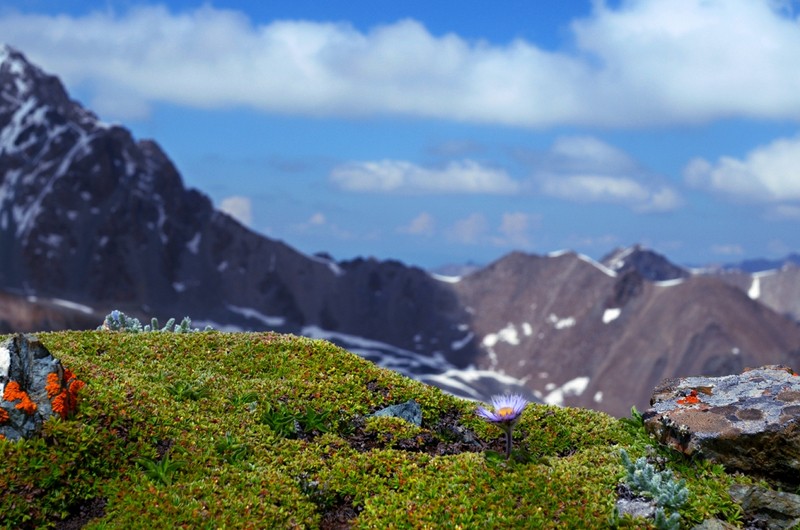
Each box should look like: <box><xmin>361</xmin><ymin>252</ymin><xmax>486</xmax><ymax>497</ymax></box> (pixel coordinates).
<box><xmin>0</xmin><ymin>333</ymin><xmax>84</xmax><ymax>441</ymax></box>
<box><xmin>643</xmin><ymin>365</ymin><xmax>800</xmax><ymax>488</ymax></box>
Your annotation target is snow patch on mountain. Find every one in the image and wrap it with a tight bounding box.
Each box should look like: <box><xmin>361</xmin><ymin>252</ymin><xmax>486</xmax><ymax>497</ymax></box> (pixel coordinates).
<box><xmin>748</xmin><ymin>276</ymin><xmax>761</xmax><ymax>299</ymax></box>
<box><xmin>547</xmin><ymin>313</ymin><xmax>576</xmax><ymax>330</ymax></box>
<box><xmin>421</xmin><ymin>367</ymin><xmax>530</xmax><ymax>401</ymax></box>
<box><xmin>25</xmin><ymin>295</ymin><xmax>93</xmax><ymax>314</ymax></box>
<box><xmin>606</xmin><ymin>246</ymin><xmax>636</xmax><ymax>271</ymax></box>
<box><xmin>227</xmin><ymin>305</ymin><xmax>286</xmax><ymax>328</ymax></box>
<box><xmin>186</xmin><ymin>232</ymin><xmax>201</xmax><ymax>254</ymax></box>
<box><xmin>307</xmin><ymin>253</ymin><xmax>344</xmax><ymax>276</ymax></box>
<box><xmin>577</xmin><ymin>253</ymin><xmax>618</xmax><ymax>277</ymax></box>
<box><xmin>483</xmin><ymin>323</ymin><xmax>521</xmax><ymax>347</ymax></box>
<box><xmin>543</xmin><ymin>376</ymin><xmax>590</xmax><ymax>406</ymax></box>
<box><xmin>748</xmin><ymin>270</ymin><xmax>777</xmax><ymax>300</ymax></box>
<box><xmin>603</xmin><ymin>308</ymin><xmax>621</xmax><ymax>324</ymax></box>
<box><xmin>654</xmin><ymin>278</ymin><xmax>685</xmax><ymax>287</ymax></box>
<box><xmin>430</xmin><ymin>272</ymin><xmax>461</xmax><ymax>283</ymax></box>
<box><xmin>451</xmin><ymin>332</ymin><xmax>474</xmax><ymax>351</ymax></box>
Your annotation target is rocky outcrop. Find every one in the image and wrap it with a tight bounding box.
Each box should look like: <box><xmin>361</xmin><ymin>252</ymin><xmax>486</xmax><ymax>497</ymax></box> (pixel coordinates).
<box><xmin>643</xmin><ymin>366</ymin><xmax>800</xmax><ymax>488</ymax></box>
<box><xmin>0</xmin><ymin>333</ymin><xmax>85</xmax><ymax>440</ymax></box>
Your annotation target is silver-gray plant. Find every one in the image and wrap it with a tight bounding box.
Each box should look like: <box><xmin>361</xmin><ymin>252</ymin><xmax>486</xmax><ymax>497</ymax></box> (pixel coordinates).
<box><xmin>619</xmin><ymin>448</ymin><xmax>688</xmax><ymax>530</ymax></box>
<box><xmin>99</xmin><ymin>310</ymin><xmax>212</xmax><ymax>333</ymax></box>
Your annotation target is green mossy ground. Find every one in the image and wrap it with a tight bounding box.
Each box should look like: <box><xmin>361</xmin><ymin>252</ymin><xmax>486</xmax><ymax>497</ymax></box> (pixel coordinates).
<box><xmin>0</xmin><ymin>331</ymin><xmax>749</xmax><ymax>529</ymax></box>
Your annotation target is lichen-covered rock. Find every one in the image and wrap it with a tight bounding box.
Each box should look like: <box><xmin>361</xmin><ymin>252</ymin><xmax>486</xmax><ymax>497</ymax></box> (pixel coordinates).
<box><xmin>370</xmin><ymin>399</ymin><xmax>422</xmax><ymax>426</ymax></box>
<box><xmin>643</xmin><ymin>365</ymin><xmax>800</xmax><ymax>487</ymax></box>
<box><xmin>0</xmin><ymin>333</ymin><xmax>83</xmax><ymax>441</ymax></box>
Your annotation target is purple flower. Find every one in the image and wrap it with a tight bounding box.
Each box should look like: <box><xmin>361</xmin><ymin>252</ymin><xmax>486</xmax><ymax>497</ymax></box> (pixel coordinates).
<box><xmin>476</xmin><ymin>394</ymin><xmax>528</xmax><ymax>425</ymax></box>
<box><xmin>476</xmin><ymin>394</ymin><xmax>528</xmax><ymax>459</ymax></box>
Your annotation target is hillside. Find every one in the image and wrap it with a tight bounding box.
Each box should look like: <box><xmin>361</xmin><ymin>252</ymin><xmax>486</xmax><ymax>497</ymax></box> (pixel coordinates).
<box><xmin>1</xmin><ymin>331</ymin><xmax>748</xmax><ymax>528</ymax></box>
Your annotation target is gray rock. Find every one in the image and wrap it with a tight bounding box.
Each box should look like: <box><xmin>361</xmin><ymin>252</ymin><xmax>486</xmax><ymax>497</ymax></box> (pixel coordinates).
<box><xmin>615</xmin><ymin>498</ymin><xmax>656</xmax><ymax>520</ymax></box>
<box><xmin>729</xmin><ymin>484</ymin><xmax>800</xmax><ymax>530</ymax></box>
<box><xmin>1</xmin><ymin>333</ymin><xmax>69</xmax><ymax>441</ymax></box>
<box><xmin>690</xmin><ymin>518</ymin><xmax>738</xmax><ymax>530</ymax></box>
<box><xmin>370</xmin><ymin>399</ymin><xmax>422</xmax><ymax>426</ymax></box>
<box><xmin>643</xmin><ymin>365</ymin><xmax>800</xmax><ymax>488</ymax></box>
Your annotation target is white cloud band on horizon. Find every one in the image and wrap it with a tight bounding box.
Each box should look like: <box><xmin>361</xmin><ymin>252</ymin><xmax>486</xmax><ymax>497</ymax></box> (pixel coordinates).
<box><xmin>534</xmin><ymin>136</ymin><xmax>682</xmax><ymax>212</ymax></box>
<box><xmin>2</xmin><ymin>1</ymin><xmax>800</xmax><ymax>126</ymax></box>
<box><xmin>330</xmin><ymin>159</ymin><xmax>519</xmax><ymax>194</ymax></box>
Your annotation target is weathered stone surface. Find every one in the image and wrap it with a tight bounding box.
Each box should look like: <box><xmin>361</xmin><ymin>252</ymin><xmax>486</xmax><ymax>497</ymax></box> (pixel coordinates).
<box><xmin>370</xmin><ymin>399</ymin><xmax>422</xmax><ymax>426</ymax></box>
<box><xmin>643</xmin><ymin>366</ymin><xmax>800</xmax><ymax>487</ymax></box>
<box><xmin>690</xmin><ymin>519</ymin><xmax>738</xmax><ymax>530</ymax></box>
<box><xmin>0</xmin><ymin>333</ymin><xmax>72</xmax><ymax>440</ymax></box>
<box><xmin>729</xmin><ymin>484</ymin><xmax>800</xmax><ymax>530</ymax></box>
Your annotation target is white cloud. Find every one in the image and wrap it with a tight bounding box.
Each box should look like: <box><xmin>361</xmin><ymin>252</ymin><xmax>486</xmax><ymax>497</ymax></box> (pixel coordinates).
<box><xmin>290</xmin><ymin>212</ymin><xmax>355</xmax><ymax>240</ymax></box>
<box><xmin>535</xmin><ymin>136</ymin><xmax>681</xmax><ymax>212</ymax></box>
<box><xmin>330</xmin><ymin>159</ymin><xmax>519</xmax><ymax>194</ymax></box>
<box><xmin>219</xmin><ymin>195</ymin><xmax>253</xmax><ymax>226</ymax></box>
<box><xmin>711</xmin><ymin>244</ymin><xmax>745</xmax><ymax>256</ymax></box>
<box><xmin>771</xmin><ymin>205</ymin><xmax>800</xmax><ymax>219</ymax></box>
<box><xmin>541</xmin><ymin>175</ymin><xmax>680</xmax><ymax>212</ymax></box>
<box><xmin>444</xmin><ymin>212</ymin><xmax>537</xmax><ymax>248</ymax></box>
<box><xmin>494</xmin><ymin>212</ymin><xmax>536</xmax><ymax>248</ymax></box>
<box><xmin>4</xmin><ymin>1</ymin><xmax>800</xmax><ymax>126</ymax></box>
<box><xmin>398</xmin><ymin>212</ymin><xmax>436</xmax><ymax>236</ymax></box>
<box><xmin>446</xmin><ymin>213</ymin><xmax>489</xmax><ymax>245</ymax></box>
<box><xmin>307</xmin><ymin>212</ymin><xmax>327</xmax><ymax>225</ymax></box>
<box><xmin>685</xmin><ymin>135</ymin><xmax>800</xmax><ymax>201</ymax></box>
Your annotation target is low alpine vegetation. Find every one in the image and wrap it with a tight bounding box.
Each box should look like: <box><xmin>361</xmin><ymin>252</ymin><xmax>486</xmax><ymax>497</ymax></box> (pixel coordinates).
<box><xmin>0</xmin><ymin>330</ymin><xmax>753</xmax><ymax>528</ymax></box>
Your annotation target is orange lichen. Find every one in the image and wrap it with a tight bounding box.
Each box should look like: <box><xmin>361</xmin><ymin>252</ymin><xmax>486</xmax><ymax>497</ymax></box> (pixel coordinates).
<box><xmin>46</xmin><ymin>372</ymin><xmax>62</xmax><ymax>398</ymax></box>
<box><xmin>50</xmin><ymin>368</ymin><xmax>86</xmax><ymax>419</ymax></box>
<box><xmin>68</xmin><ymin>379</ymin><xmax>86</xmax><ymax>395</ymax></box>
<box><xmin>677</xmin><ymin>389</ymin><xmax>701</xmax><ymax>405</ymax></box>
<box><xmin>0</xmin><ymin>407</ymin><xmax>8</xmax><ymax>424</ymax></box>
<box><xmin>15</xmin><ymin>394</ymin><xmax>37</xmax><ymax>415</ymax></box>
<box><xmin>3</xmin><ymin>381</ymin><xmax>37</xmax><ymax>415</ymax></box>
<box><xmin>51</xmin><ymin>390</ymin><xmax>70</xmax><ymax>419</ymax></box>
<box><xmin>3</xmin><ymin>380</ymin><xmax>25</xmax><ymax>402</ymax></box>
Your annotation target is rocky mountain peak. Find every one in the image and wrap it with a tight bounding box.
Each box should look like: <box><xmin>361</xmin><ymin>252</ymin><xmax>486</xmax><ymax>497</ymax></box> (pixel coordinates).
<box><xmin>0</xmin><ymin>45</ymin><xmax>97</xmax><ymax>127</ymax></box>
<box><xmin>601</xmin><ymin>244</ymin><xmax>689</xmax><ymax>282</ymax></box>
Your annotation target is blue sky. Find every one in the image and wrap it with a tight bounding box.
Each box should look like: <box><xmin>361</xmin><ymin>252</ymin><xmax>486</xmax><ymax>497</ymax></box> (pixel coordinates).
<box><xmin>3</xmin><ymin>0</ymin><xmax>800</xmax><ymax>269</ymax></box>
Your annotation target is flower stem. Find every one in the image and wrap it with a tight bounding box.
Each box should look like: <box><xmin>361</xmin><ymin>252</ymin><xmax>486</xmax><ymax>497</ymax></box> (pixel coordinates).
<box><xmin>505</xmin><ymin>428</ymin><xmax>513</xmax><ymax>459</ymax></box>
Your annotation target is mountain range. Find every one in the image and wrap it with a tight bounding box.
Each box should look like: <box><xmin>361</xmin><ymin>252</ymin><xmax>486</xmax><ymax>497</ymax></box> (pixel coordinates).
<box><xmin>2</xmin><ymin>44</ymin><xmax>799</xmax><ymax>417</ymax></box>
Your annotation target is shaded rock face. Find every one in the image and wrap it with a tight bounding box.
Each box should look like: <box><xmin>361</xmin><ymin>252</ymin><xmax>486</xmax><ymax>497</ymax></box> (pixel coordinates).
<box><xmin>729</xmin><ymin>484</ymin><xmax>800</xmax><ymax>530</ymax></box>
<box><xmin>601</xmin><ymin>245</ymin><xmax>690</xmax><ymax>282</ymax></box>
<box><xmin>643</xmin><ymin>366</ymin><xmax>800</xmax><ymax>488</ymax></box>
<box><xmin>0</xmin><ymin>333</ymin><xmax>70</xmax><ymax>440</ymax></box>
